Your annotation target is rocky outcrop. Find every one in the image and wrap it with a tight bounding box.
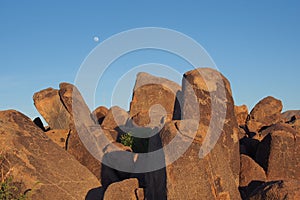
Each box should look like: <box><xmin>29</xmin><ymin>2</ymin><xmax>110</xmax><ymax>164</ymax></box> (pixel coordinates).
<box><xmin>0</xmin><ymin>110</ymin><xmax>100</xmax><ymax>200</ymax></box>
<box><xmin>160</xmin><ymin>68</ymin><xmax>241</xmax><ymax>199</ymax></box>
<box><xmin>33</xmin><ymin>88</ymin><xmax>72</xmax><ymax>130</ymax></box>
<box><xmin>255</xmin><ymin>123</ymin><xmax>300</xmax><ymax>181</ymax></box>
<box><xmin>235</xmin><ymin>105</ymin><xmax>248</xmax><ymax>127</ymax></box>
<box><xmin>103</xmin><ymin>178</ymin><xmax>143</xmax><ymax>200</ymax></box>
<box><xmin>92</xmin><ymin>106</ymin><xmax>108</xmax><ymax>124</ymax></box>
<box><xmin>239</xmin><ymin>155</ymin><xmax>266</xmax><ymax>187</ymax></box>
<box><xmin>246</xmin><ymin>96</ymin><xmax>283</xmax><ymax>133</ymax></box>
<box><xmin>129</xmin><ymin>72</ymin><xmax>181</xmax><ymax>127</ymax></box>
<box><xmin>33</xmin><ymin>83</ymin><xmax>105</xmax><ymax>179</ymax></box>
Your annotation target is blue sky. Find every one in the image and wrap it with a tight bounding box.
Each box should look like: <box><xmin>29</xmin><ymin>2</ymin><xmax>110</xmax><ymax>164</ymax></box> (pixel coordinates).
<box><xmin>0</xmin><ymin>0</ymin><xmax>299</xmax><ymax>121</ymax></box>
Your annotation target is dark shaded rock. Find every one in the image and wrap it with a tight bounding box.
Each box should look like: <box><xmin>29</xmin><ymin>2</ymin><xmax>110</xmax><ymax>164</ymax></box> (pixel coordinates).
<box><xmin>239</xmin><ymin>155</ymin><xmax>266</xmax><ymax>187</ymax></box>
<box><xmin>103</xmin><ymin>178</ymin><xmax>141</xmax><ymax>200</ymax></box>
<box><xmin>92</xmin><ymin>106</ymin><xmax>108</xmax><ymax>125</ymax></box>
<box><xmin>33</xmin><ymin>88</ymin><xmax>72</xmax><ymax>129</ymax></box>
<box><xmin>129</xmin><ymin>72</ymin><xmax>181</xmax><ymax>127</ymax></box>
<box><xmin>246</xmin><ymin>96</ymin><xmax>283</xmax><ymax>133</ymax></box>
<box><xmin>0</xmin><ymin>110</ymin><xmax>100</xmax><ymax>200</ymax></box>
<box><xmin>239</xmin><ymin>137</ymin><xmax>260</xmax><ymax>159</ymax></box>
<box><xmin>33</xmin><ymin>117</ymin><xmax>46</xmax><ymax>131</ymax></box>
<box><xmin>248</xmin><ymin>181</ymin><xmax>288</xmax><ymax>200</ymax></box>
<box><xmin>255</xmin><ymin>123</ymin><xmax>300</xmax><ymax>181</ymax></box>
<box><xmin>235</xmin><ymin>105</ymin><xmax>249</xmax><ymax>127</ymax></box>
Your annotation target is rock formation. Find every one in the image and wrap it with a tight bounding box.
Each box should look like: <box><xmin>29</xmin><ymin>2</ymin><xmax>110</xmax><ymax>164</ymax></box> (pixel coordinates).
<box><xmin>1</xmin><ymin>68</ymin><xmax>300</xmax><ymax>199</ymax></box>
<box><xmin>0</xmin><ymin>110</ymin><xmax>100</xmax><ymax>200</ymax></box>
<box><xmin>246</xmin><ymin>96</ymin><xmax>283</xmax><ymax>133</ymax></box>
<box><xmin>129</xmin><ymin>72</ymin><xmax>181</xmax><ymax>127</ymax></box>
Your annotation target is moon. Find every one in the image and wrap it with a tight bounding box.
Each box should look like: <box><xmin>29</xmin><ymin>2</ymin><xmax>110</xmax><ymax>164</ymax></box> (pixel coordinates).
<box><xmin>93</xmin><ymin>36</ymin><xmax>99</xmax><ymax>42</ymax></box>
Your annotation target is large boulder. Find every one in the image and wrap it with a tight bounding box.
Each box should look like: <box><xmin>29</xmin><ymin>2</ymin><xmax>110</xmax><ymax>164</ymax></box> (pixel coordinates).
<box><xmin>239</xmin><ymin>155</ymin><xmax>266</xmax><ymax>187</ymax></box>
<box><xmin>246</xmin><ymin>96</ymin><xmax>283</xmax><ymax>133</ymax></box>
<box><xmin>33</xmin><ymin>88</ymin><xmax>72</xmax><ymax>129</ymax></box>
<box><xmin>234</xmin><ymin>105</ymin><xmax>248</xmax><ymax>127</ymax></box>
<box><xmin>58</xmin><ymin>83</ymin><xmax>104</xmax><ymax>179</ymax></box>
<box><xmin>129</xmin><ymin>72</ymin><xmax>181</xmax><ymax>127</ymax></box>
<box><xmin>160</xmin><ymin>68</ymin><xmax>241</xmax><ymax>199</ymax></box>
<box><xmin>34</xmin><ymin>83</ymin><xmax>108</xmax><ymax>179</ymax></box>
<box><xmin>0</xmin><ymin>110</ymin><xmax>100</xmax><ymax>200</ymax></box>
<box><xmin>255</xmin><ymin>123</ymin><xmax>300</xmax><ymax>181</ymax></box>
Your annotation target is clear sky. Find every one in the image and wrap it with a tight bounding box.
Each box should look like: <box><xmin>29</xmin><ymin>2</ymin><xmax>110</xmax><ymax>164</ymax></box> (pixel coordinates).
<box><xmin>0</xmin><ymin>0</ymin><xmax>299</xmax><ymax>121</ymax></box>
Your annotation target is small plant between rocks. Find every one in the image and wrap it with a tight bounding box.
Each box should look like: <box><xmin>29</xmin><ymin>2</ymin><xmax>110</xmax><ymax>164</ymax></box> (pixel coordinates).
<box><xmin>120</xmin><ymin>131</ymin><xmax>149</xmax><ymax>153</ymax></box>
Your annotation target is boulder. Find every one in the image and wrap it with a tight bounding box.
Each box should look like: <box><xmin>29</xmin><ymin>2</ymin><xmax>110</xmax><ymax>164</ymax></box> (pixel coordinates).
<box><xmin>159</xmin><ymin>68</ymin><xmax>241</xmax><ymax>199</ymax></box>
<box><xmin>0</xmin><ymin>110</ymin><xmax>100</xmax><ymax>200</ymax></box>
<box><xmin>239</xmin><ymin>155</ymin><xmax>266</xmax><ymax>187</ymax></box>
<box><xmin>246</xmin><ymin>96</ymin><xmax>283</xmax><ymax>133</ymax></box>
<box><xmin>92</xmin><ymin>106</ymin><xmax>108</xmax><ymax>124</ymax></box>
<box><xmin>234</xmin><ymin>105</ymin><xmax>248</xmax><ymax>127</ymax></box>
<box><xmin>103</xmin><ymin>178</ymin><xmax>142</xmax><ymax>200</ymax></box>
<box><xmin>101</xmin><ymin>106</ymin><xmax>129</xmax><ymax>131</ymax></box>
<box><xmin>129</xmin><ymin>72</ymin><xmax>181</xmax><ymax>127</ymax></box>
<box><xmin>33</xmin><ymin>88</ymin><xmax>72</xmax><ymax>130</ymax></box>
<box><xmin>255</xmin><ymin>123</ymin><xmax>300</xmax><ymax>181</ymax></box>
<box><xmin>281</xmin><ymin>110</ymin><xmax>300</xmax><ymax>122</ymax></box>
<box><xmin>44</xmin><ymin>129</ymin><xmax>70</xmax><ymax>149</ymax></box>
<box><xmin>58</xmin><ymin>83</ymin><xmax>103</xmax><ymax>179</ymax></box>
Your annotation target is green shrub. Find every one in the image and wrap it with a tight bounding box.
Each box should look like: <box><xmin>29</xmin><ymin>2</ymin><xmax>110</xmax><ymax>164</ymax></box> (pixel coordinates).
<box><xmin>0</xmin><ymin>176</ymin><xmax>28</xmax><ymax>200</ymax></box>
<box><xmin>120</xmin><ymin>131</ymin><xmax>149</xmax><ymax>153</ymax></box>
<box><xmin>120</xmin><ymin>133</ymin><xmax>134</xmax><ymax>149</ymax></box>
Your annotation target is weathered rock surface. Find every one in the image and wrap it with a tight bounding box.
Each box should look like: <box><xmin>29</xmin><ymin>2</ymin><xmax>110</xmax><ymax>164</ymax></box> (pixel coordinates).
<box><xmin>92</xmin><ymin>106</ymin><xmax>108</xmax><ymax>125</ymax></box>
<box><xmin>246</xmin><ymin>96</ymin><xmax>283</xmax><ymax>133</ymax></box>
<box><xmin>58</xmin><ymin>83</ymin><xmax>103</xmax><ymax>179</ymax></box>
<box><xmin>281</xmin><ymin>110</ymin><xmax>300</xmax><ymax>122</ymax></box>
<box><xmin>255</xmin><ymin>123</ymin><xmax>300</xmax><ymax>181</ymax></box>
<box><xmin>33</xmin><ymin>88</ymin><xmax>72</xmax><ymax>129</ymax></box>
<box><xmin>44</xmin><ymin>129</ymin><xmax>70</xmax><ymax>149</ymax></box>
<box><xmin>129</xmin><ymin>72</ymin><xmax>181</xmax><ymax>127</ymax></box>
<box><xmin>34</xmin><ymin>83</ymin><xmax>105</xmax><ymax>179</ymax></box>
<box><xmin>159</xmin><ymin>68</ymin><xmax>241</xmax><ymax>199</ymax></box>
<box><xmin>0</xmin><ymin>110</ymin><xmax>100</xmax><ymax>200</ymax></box>
<box><xmin>103</xmin><ymin>178</ymin><xmax>142</xmax><ymax>200</ymax></box>
<box><xmin>239</xmin><ymin>155</ymin><xmax>266</xmax><ymax>187</ymax></box>
<box><xmin>235</xmin><ymin>105</ymin><xmax>248</xmax><ymax>127</ymax></box>
<box><xmin>101</xmin><ymin>106</ymin><xmax>129</xmax><ymax>131</ymax></box>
